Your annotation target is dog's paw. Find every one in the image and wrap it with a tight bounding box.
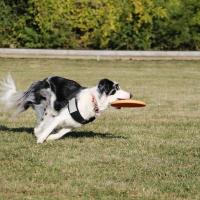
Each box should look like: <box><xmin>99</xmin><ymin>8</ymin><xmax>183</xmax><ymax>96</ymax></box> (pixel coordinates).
<box><xmin>34</xmin><ymin>127</ymin><xmax>40</xmax><ymax>136</ymax></box>
<box><xmin>36</xmin><ymin>137</ymin><xmax>45</xmax><ymax>144</ymax></box>
<box><xmin>46</xmin><ymin>134</ymin><xmax>59</xmax><ymax>141</ymax></box>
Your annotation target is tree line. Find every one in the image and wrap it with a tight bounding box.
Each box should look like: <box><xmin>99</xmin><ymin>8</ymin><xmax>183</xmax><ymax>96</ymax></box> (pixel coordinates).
<box><xmin>0</xmin><ymin>0</ymin><xmax>200</xmax><ymax>50</ymax></box>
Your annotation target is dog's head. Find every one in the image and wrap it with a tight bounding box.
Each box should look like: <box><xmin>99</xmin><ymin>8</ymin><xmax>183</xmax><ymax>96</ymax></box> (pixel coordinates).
<box><xmin>98</xmin><ymin>79</ymin><xmax>132</xmax><ymax>104</ymax></box>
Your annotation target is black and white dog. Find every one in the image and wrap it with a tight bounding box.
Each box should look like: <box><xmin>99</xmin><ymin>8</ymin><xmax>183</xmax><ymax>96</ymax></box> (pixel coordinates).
<box><xmin>0</xmin><ymin>75</ymin><xmax>132</xmax><ymax>143</ymax></box>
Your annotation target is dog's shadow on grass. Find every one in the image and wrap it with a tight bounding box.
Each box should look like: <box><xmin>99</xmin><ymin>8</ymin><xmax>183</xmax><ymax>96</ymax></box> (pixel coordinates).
<box><xmin>0</xmin><ymin>125</ymin><xmax>127</xmax><ymax>139</ymax></box>
<box><xmin>63</xmin><ymin>131</ymin><xmax>127</xmax><ymax>139</ymax></box>
<box><xmin>0</xmin><ymin>125</ymin><xmax>33</xmax><ymax>134</ymax></box>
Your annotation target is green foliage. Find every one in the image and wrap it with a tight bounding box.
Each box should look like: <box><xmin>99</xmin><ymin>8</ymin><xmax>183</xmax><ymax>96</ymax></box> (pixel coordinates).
<box><xmin>0</xmin><ymin>1</ymin><xmax>15</xmax><ymax>47</ymax></box>
<box><xmin>152</xmin><ymin>0</ymin><xmax>200</xmax><ymax>50</ymax></box>
<box><xmin>0</xmin><ymin>0</ymin><xmax>200</xmax><ymax>49</ymax></box>
<box><xmin>107</xmin><ymin>0</ymin><xmax>167</xmax><ymax>50</ymax></box>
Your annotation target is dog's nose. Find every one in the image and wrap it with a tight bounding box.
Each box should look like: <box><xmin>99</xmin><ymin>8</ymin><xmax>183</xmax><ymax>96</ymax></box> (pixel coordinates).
<box><xmin>130</xmin><ymin>93</ymin><xmax>133</xmax><ymax>99</ymax></box>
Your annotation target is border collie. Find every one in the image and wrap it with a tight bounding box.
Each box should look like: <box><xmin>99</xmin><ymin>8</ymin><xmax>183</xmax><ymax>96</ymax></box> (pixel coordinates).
<box><xmin>0</xmin><ymin>75</ymin><xmax>132</xmax><ymax>143</ymax></box>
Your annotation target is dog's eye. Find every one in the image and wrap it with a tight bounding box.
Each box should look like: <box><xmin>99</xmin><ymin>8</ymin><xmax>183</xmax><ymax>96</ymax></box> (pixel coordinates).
<box><xmin>115</xmin><ymin>84</ymin><xmax>120</xmax><ymax>90</ymax></box>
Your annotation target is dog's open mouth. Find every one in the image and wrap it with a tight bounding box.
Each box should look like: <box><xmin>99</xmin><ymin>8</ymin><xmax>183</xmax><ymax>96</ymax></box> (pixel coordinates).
<box><xmin>117</xmin><ymin>98</ymin><xmax>125</xmax><ymax>101</ymax></box>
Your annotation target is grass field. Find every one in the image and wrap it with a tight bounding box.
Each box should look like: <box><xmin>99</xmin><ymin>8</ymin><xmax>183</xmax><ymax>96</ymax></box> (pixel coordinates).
<box><xmin>0</xmin><ymin>58</ymin><xmax>200</xmax><ymax>200</ymax></box>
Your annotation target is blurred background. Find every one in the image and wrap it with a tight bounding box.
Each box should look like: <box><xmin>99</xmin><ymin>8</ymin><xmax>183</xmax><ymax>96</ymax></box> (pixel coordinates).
<box><xmin>1</xmin><ymin>0</ymin><xmax>200</xmax><ymax>50</ymax></box>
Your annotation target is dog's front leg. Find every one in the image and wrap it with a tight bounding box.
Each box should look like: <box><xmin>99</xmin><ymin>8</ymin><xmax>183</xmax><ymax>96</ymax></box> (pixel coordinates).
<box><xmin>36</xmin><ymin>117</ymin><xmax>62</xmax><ymax>144</ymax></box>
<box><xmin>46</xmin><ymin>128</ymin><xmax>71</xmax><ymax>141</ymax></box>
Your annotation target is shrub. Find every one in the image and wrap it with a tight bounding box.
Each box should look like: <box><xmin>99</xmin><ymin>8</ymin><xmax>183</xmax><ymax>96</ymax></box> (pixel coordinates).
<box><xmin>0</xmin><ymin>0</ymin><xmax>199</xmax><ymax>49</ymax></box>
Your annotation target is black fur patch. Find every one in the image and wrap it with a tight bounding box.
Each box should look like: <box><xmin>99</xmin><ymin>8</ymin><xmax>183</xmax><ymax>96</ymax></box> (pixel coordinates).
<box><xmin>23</xmin><ymin>80</ymin><xmax>50</xmax><ymax>110</ymax></box>
<box><xmin>98</xmin><ymin>79</ymin><xmax>118</xmax><ymax>95</ymax></box>
<box><xmin>33</xmin><ymin>80</ymin><xmax>50</xmax><ymax>104</ymax></box>
<box><xmin>24</xmin><ymin>76</ymin><xmax>84</xmax><ymax>112</ymax></box>
<box><xmin>48</xmin><ymin>76</ymin><xmax>84</xmax><ymax>111</ymax></box>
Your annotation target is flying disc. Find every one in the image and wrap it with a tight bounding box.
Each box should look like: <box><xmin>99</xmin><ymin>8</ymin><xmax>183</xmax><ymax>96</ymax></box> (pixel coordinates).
<box><xmin>111</xmin><ymin>99</ymin><xmax>146</xmax><ymax>108</ymax></box>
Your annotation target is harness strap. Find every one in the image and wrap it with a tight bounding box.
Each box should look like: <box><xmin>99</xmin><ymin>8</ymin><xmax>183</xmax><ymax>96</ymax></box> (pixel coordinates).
<box><xmin>68</xmin><ymin>98</ymin><xmax>95</xmax><ymax>124</ymax></box>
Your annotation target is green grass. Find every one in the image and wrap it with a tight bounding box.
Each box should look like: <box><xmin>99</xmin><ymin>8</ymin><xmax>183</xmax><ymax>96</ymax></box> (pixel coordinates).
<box><xmin>0</xmin><ymin>58</ymin><xmax>200</xmax><ymax>200</ymax></box>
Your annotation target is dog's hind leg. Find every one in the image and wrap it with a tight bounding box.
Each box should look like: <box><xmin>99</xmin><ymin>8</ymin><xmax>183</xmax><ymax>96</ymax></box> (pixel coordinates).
<box><xmin>34</xmin><ymin>106</ymin><xmax>57</xmax><ymax>135</ymax></box>
<box><xmin>35</xmin><ymin>115</ymin><xmax>63</xmax><ymax>143</ymax></box>
<box><xmin>46</xmin><ymin>128</ymin><xmax>71</xmax><ymax>141</ymax></box>
<box><xmin>34</xmin><ymin>104</ymin><xmax>46</xmax><ymax>123</ymax></box>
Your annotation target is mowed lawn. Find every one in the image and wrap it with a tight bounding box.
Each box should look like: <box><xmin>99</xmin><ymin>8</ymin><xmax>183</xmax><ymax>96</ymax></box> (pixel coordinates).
<box><xmin>0</xmin><ymin>58</ymin><xmax>199</xmax><ymax>200</ymax></box>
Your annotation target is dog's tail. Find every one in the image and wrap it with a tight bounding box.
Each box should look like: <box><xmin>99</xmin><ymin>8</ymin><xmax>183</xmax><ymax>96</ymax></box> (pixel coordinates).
<box><xmin>0</xmin><ymin>74</ymin><xmax>36</xmax><ymax>117</ymax></box>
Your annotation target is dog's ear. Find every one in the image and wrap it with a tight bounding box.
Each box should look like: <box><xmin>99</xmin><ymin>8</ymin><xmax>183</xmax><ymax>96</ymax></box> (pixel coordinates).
<box><xmin>98</xmin><ymin>79</ymin><xmax>114</xmax><ymax>95</ymax></box>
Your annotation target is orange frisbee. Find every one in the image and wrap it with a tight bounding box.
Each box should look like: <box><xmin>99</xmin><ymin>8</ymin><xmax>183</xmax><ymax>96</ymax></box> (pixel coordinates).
<box><xmin>111</xmin><ymin>99</ymin><xmax>146</xmax><ymax>108</ymax></box>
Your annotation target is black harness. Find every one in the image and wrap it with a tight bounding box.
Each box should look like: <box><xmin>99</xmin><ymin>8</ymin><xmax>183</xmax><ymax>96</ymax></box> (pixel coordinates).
<box><xmin>68</xmin><ymin>98</ymin><xmax>95</xmax><ymax>124</ymax></box>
